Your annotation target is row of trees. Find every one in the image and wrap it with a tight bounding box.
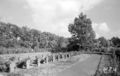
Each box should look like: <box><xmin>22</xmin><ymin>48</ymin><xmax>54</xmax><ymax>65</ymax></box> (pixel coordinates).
<box><xmin>67</xmin><ymin>13</ymin><xmax>120</xmax><ymax>52</ymax></box>
<box><xmin>0</xmin><ymin>21</ymin><xmax>68</xmax><ymax>53</ymax></box>
<box><xmin>0</xmin><ymin>13</ymin><xmax>120</xmax><ymax>54</ymax></box>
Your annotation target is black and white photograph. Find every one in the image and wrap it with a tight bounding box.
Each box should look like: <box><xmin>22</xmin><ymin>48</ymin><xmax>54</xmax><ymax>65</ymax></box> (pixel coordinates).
<box><xmin>0</xmin><ymin>0</ymin><xmax>120</xmax><ymax>76</ymax></box>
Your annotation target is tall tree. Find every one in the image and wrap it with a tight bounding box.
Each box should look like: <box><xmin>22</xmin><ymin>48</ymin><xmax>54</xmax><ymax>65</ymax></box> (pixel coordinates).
<box><xmin>68</xmin><ymin>13</ymin><xmax>95</xmax><ymax>50</ymax></box>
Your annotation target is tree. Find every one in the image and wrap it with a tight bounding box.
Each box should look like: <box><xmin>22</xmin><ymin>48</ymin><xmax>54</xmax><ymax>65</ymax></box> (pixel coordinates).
<box><xmin>51</xmin><ymin>37</ymin><xmax>68</xmax><ymax>53</ymax></box>
<box><xmin>68</xmin><ymin>13</ymin><xmax>95</xmax><ymax>51</ymax></box>
<box><xmin>0</xmin><ymin>21</ymin><xmax>69</xmax><ymax>53</ymax></box>
<box><xmin>98</xmin><ymin>37</ymin><xmax>109</xmax><ymax>47</ymax></box>
<box><xmin>111</xmin><ymin>37</ymin><xmax>120</xmax><ymax>47</ymax></box>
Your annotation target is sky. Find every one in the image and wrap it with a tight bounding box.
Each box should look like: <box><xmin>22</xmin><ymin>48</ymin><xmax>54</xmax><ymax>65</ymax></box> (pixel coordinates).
<box><xmin>0</xmin><ymin>0</ymin><xmax>120</xmax><ymax>39</ymax></box>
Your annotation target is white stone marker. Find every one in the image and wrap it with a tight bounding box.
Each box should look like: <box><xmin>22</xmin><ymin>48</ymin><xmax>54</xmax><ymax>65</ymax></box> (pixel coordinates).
<box><xmin>53</xmin><ymin>55</ymin><xmax>56</xmax><ymax>62</ymax></box>
<box><xmin>26</xmin><ymin>59</ymin><xmax>30</xmax><ymax>69</ymax></box>
<box><xmin>37</xmin><ymin>58</ymin><xmax>41</xmax><ymax>67</ymax></box>
<box><xmin>9</xmin><ymin>62</ymin><xmax>16</xmax><ymax>72</ymax></box>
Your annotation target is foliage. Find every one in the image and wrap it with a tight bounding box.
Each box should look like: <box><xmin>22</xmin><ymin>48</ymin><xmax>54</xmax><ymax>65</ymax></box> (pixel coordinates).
<box><xmin>68</xmin><ymin>13</ymin><xmax>95</xmax><ymax>51</ymax></box>
<box><xmin>51</xmin><ymin>37</ymin><xmax>69</xmax><ymax>53</ymax></box>
<box><xmin>0</xmin><ymin>21</ymin><xmax>68</xmax><ymax>53</ymax></box>
<box><xmin>98</xmin><ymin>37</ymin><xmax>109</xmax><ymax>47</ymax></box>
<box><xmin>110</xmin><ymin>37</ymin><xmax>120</xmax><ymax>47</ymax></box>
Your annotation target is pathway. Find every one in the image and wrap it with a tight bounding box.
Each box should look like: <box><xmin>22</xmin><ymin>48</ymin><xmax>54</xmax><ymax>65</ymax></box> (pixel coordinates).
<box><xmin>55</xmin><ymin>55</ymin><xmax>101</xmax><ymax>76</ymax></box>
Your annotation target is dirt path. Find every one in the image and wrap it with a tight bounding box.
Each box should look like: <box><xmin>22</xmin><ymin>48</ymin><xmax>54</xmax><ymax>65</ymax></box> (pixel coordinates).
<box><xmin>55</xmin><ymin>55</ymin><xmax>101</xmax><ymax>76</ymax></box>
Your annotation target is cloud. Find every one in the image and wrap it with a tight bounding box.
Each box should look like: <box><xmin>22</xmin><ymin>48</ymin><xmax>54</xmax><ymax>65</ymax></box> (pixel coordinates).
<box><xmin>0</xmin><ymin>16</ymin><xmax>13</xmax><ymax>23</ymax></box>
<box><xmin>99</xmin><ymin>23</ymin><xmax>110</xmax><ymax>33</ymax></box>
<box><xmin>92</xmin><ymin>22</ymin><xmax>110</xmax><ymax>38</ymax></box>
<box><xmin>26</xmin><ymin>0</ymin><xmax>103</xmax><ymax>37</ymax></box>
<box><xmin>106</xmin><ymin>30</ymin><xmax>120</xmax><ymax>39</ymax></box>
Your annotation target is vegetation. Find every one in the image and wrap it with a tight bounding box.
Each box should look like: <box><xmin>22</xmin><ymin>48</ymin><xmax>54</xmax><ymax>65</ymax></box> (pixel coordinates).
<box><xmin>68</xmin><ymin>13</ymin><xmax>95</xmax><ymax>51</ymax></box>
<box><xmin>0</xmin><ymin>12</ymin><xmax>120</xmax><ymax>76</ymax></box>
<box><xmin>110</xmin><ymin>37</ymin><xmax>120</xmax><ymax>47</ymax></box>
<box><xmin>0</xmin><ymin>21</ymin><xmax>68</xmax><ymax>54</ymax></box>
<box><xmin>0</xmin><ymin>13</ymin><xmax>120</xmax><ymax>54</ymax></box>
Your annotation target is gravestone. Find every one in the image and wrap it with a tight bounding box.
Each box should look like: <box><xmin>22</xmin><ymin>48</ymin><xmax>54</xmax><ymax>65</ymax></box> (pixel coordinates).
<box><xmin>64</xmin><ymin>54</ymin><xmax>67</xmax><ymax>59</ymax></box>
<box><xmin>53</xmin><ymin>55</ymin><xmax>56</xmax><ymax>62</ymax></box>
<box><xmin>56</xmin><ymin>54</ymin><xmax>58</xmax><ymax>61</ymax></box>
<box><xmin>67</xmin><ymin>54</ymin><xmax>70</xmax><ymax>58</ymax></box>
<box><xmin>50</xmin><ymin>56</ymin><xmax>53</xmax><ymax>62</ymax></box>
<box><xmin>26</xmin><ymin>59</ymin><xmax>30</xmax><ymax>69</ymax></box>
<box><xmin>48</xmin><ymin>55</ymin><xmax>53</xmax><ymax>62</ymax></box>
<box><xmin>59</xmin><ymin>54</ymin><xmax>62</xmax><ymax>59</ymax></box>
<box><xmin>9</xmin><ymin>62</ymin><xmax>16</xmax><ymax>72</ymax></box>
<box><xmin>46</xmin><ymin>56</ymin><xmax>49</xmax><ymax>64</ymax></box>
<box><xmin>37</xmin><ymin>58</ymin><xmax>41</xmax><ymax>67</ymax></box>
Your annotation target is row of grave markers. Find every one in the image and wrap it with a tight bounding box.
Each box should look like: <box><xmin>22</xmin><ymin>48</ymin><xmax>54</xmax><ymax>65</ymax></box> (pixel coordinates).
<box><xmin>8</xmin><ymin>52</ymin><xmax>77</xmax><ymax>72</ymax></box>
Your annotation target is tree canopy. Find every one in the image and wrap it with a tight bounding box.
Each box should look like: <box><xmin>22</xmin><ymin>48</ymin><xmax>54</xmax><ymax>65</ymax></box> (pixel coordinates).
<box><xmin>98</xmin><ymin>37</ymin><xmax>109</xmax><ymax>47</ymax></box>
<box><xmin>110</xmin><ymin>37</ymin><xmax>120</xmax><ymax>47</ymax></box>
<box><xmin>0</xmin><ymin>21</ymin><xmax>68</xmax><ymax>53</ymax></box>
<box><xmin>68</xmin><ymin>13</ymin><xmax>95</xmax><ymax>50</ymax></box>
